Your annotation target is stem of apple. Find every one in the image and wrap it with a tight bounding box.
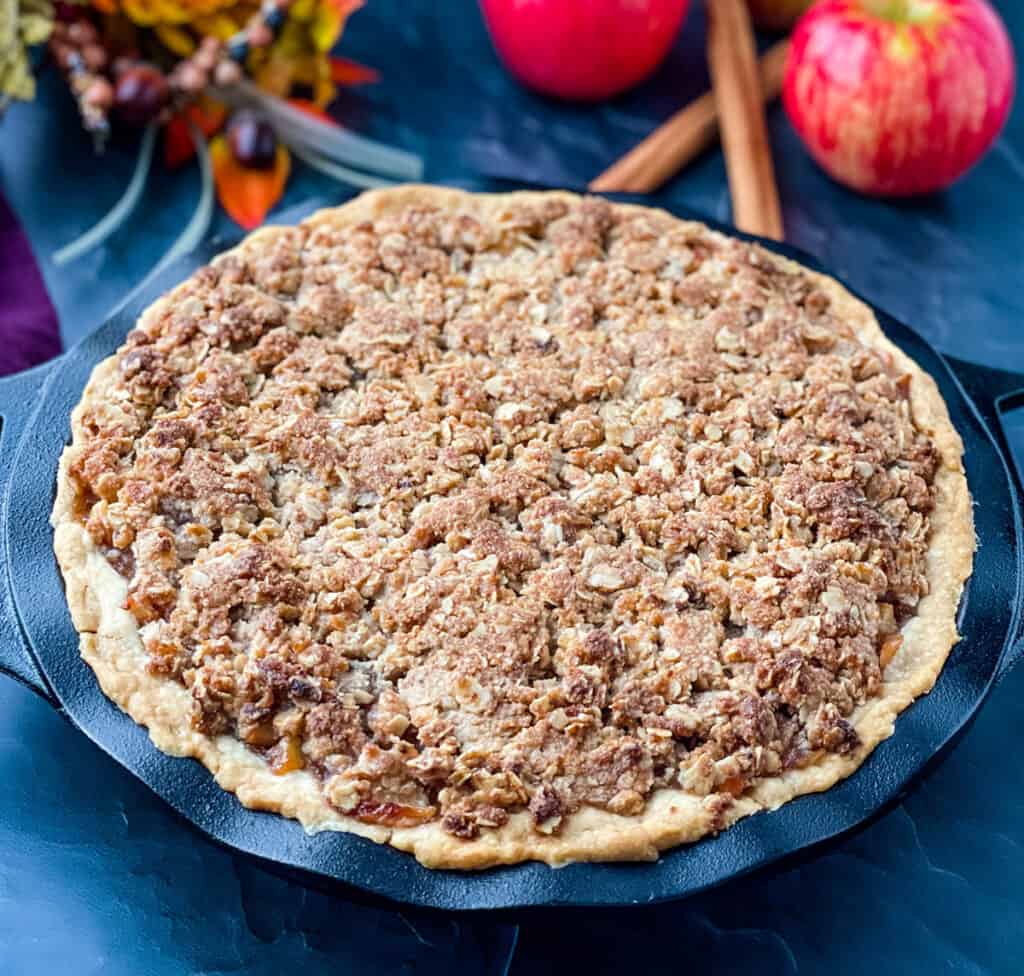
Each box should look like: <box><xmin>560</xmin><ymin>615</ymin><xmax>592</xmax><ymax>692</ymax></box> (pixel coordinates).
<box><xmin>862</xmin><ymin>0</ymin><xmax>934</xmax><ymax>23</ymax></box>
<box><xmin>863</xmin><ymin>0</ymin><xmax>908</xmax><ymax>19</ymax></box>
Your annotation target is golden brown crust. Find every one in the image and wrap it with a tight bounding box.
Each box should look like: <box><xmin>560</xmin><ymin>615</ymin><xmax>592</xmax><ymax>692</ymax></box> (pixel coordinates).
<box><xmin>52</xmin><ymin>186</ymin><xmax>974</xmax><ymax>868</ymax></box>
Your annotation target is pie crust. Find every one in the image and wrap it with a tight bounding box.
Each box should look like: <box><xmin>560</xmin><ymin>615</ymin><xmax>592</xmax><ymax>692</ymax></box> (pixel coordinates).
<box><xmin>52</xmin><ymin>187</ymin><xmax>974</xmax><ymax>868</ymax></box>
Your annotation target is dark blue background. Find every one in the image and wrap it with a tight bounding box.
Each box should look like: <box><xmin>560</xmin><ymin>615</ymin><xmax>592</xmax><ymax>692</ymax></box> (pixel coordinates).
<box><xmin>2</xmin><ymin>1</ymin><xmax>1023</xmax><ymax>972</ymax></box>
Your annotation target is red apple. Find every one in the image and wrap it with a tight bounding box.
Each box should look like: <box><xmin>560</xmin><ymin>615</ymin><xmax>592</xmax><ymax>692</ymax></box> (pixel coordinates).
<box><xmin>479</xmin><ymin>0</ymin><xmax>691</xmax><ymax>101</ymax></box>
<box><xmin>783</xmin><ymin>0</ymin><xmax>1015</xmax><ymax>196</ymax></box>
<box><xmin>746</xmin><ymin>0</ymin><xmax>814</xmax><ymax>31</ymax></box>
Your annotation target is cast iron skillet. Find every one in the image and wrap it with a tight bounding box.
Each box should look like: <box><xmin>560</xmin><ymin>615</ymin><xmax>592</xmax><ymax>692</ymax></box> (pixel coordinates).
<box><xmin>2</xmin><ymin>187</ymin><xmax>1024</xmax><ymax>912</ymax></box>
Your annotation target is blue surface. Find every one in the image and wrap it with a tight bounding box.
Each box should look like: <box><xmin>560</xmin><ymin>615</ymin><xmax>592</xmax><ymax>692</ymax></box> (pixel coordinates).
<box><xmin>2</xmin><ymin>0</ymin><xmax>1024</xmax><ymax>971</ymax></box>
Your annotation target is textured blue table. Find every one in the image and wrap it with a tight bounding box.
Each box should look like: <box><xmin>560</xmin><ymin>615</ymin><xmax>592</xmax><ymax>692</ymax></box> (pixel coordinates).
<box><xmin>2</xmin><ymin>2</ymin><xmax>1023</xmax><ymax>972</ymax></box>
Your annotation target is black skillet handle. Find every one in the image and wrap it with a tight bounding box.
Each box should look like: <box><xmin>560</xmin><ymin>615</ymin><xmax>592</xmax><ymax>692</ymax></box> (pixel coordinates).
<box><xmin>944</xmin><ymin>355</ymin><xmax>1024</xmax><ymax>683</ymax></box>
<box><xmin>0</xmin><ymin>361</ymin><xmax>60</xmax><ymax>705</ymax></box>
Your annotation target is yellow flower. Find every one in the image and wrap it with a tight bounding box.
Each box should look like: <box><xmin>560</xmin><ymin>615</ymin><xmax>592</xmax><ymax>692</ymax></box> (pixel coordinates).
<box><xmin>154</xmin><ymin>22</ymin><xmax>196</xmax><ymax>55</ymax></box>
<box><xmin>101</xmin><ymin>0</ymin><xmax>244</xmax><ymax>28</ymax></box>
<box><xmin>246</xmin><ymin>0</ymin><xmax>362</xmax><ymax>105</ymax></box>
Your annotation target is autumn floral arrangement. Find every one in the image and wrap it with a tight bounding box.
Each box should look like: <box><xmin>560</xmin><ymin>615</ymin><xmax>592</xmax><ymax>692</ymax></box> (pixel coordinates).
<box><xmin>0</xmin><ymin>0</ymin><xmax>421</xmax><ymax>266</ymax></box>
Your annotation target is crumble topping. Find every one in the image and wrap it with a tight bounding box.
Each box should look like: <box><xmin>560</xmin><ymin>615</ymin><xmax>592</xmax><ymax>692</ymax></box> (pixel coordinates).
<box><xmin>68</xmin><ymin>195</ymin><xmax>938</xmax><ymax>839</ymax></box>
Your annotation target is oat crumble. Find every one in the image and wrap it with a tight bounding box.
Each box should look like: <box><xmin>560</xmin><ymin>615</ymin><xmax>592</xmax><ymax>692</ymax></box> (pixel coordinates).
<box><xmin>65</xmin><ymin>195</ymin><xmax>940</xmax><ymax>840</ymax></box>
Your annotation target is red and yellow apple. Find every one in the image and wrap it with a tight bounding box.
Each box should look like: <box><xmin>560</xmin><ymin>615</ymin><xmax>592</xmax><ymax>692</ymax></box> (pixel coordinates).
<box><xmin>783</xmin><ymin>0</ymin><xmax>1015</xmax><ymax>196</ymax></box>
<box><xmin>746</xmin><ymin>0</ymin><xmax>814</xmax><ymax>31</ymax></box>
<box><xmin>478</xmin><ymin>0</ymin><xmax>691</xmax><ymax>101</ymax></box>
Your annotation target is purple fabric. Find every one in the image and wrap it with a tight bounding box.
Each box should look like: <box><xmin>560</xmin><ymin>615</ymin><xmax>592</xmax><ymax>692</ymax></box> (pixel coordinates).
<box><xmin>0</xmin><ymin>191</ymin><xmax>61</xmax><ymax>377</ymax></box>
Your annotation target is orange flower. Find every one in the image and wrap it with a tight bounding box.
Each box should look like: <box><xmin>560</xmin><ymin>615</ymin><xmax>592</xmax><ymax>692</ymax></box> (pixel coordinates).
<box><xmin>328</xmin><ymin>56</ymin><xmax>379</xmax><ymax>85</ymax></box>
<box><xmin>210</xmin><ymin>134</ymin><xmax>290</xmax><ymax>229</ymax></box>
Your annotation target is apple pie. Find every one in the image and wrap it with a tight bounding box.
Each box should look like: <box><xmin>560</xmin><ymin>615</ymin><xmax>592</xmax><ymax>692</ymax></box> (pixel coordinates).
<box><xmin>52</xmin><ymin>187</ymin><xmax>973</xmax><ymax>868</ymax></box>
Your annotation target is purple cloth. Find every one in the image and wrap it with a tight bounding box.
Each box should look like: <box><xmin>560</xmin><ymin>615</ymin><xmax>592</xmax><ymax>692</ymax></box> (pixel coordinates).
<box><xmin>0</xmin><ymin>191</ymin><xmax>61</xmax><ymax>377</ymax></box>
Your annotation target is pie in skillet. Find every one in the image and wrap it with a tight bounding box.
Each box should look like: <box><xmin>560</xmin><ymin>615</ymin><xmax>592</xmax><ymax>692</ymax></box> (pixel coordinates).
<box><xmin>52</xmin><ymin>187</ymin><xmax>973</xmax><ymax>868</ymax></box>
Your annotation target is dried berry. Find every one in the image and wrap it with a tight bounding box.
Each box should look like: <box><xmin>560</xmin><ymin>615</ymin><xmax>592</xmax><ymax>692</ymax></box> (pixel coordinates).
<box><xmin>82</xmin><ymin>77</ymin><xmax>114</xmax><ymax>110</ymax></box>
<box><xmin>67</xmin><ymin>19</ymin><xmax>98</xmax><ymax>47</ymax></box>
<box><xmin>81</xmin><ymin>43</ymin><xmax>108</xmax><ymax>72</ymax></box>
<box><xmin>226</xmin><ymin>34</ymin><xmax>249</xmax><ymax>62</ymax></box>
<box><xmin>194</xmin><ymin>45</ymin><xmax>219</xmax><ymax>74</ymax></box>
<box><xmin>174</xmin><ymin>61</ymin><xmax>206</xmax><ymax>94</ymax></box>
<box><xmin>247</xmin><ymin>22</ymin><xmax>273</xmax><ymax>47</ymax></box>
<box><xmin>227</xmin><ymin>110</ymin><xmax>277</xmax><ymax>169</ymax></box>
<box><xmin>111</xmin><ymin>55</ymin><xmax>138</xmax><ymax>78</ymax></box>
<box><xmin>114</xmin><ymin>63</ymin><xmax>169</xmax><ymax>126</ymax></box>
<box><xmin>262</xmin><ymin>4</ymin><xmax>286</xmax><ymax>30</ymax></box>
<box><xmin>49</xmin><ymin>42</ymin><xmax>71</xmax><ymax>70</ymax></box>
<box><xmin>213</xmin><ymin>59</ymin><xmax>242</xmax><ymax>86</ymax></box>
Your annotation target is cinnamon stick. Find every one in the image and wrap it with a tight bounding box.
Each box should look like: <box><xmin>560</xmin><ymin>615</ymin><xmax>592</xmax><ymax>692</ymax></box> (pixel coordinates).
<box><xmin>706</xmin><ymin>0</ymin><xmax>784</xmax><ymax>239</ymax></box>
<box><xmin>589</xmin><ymin>39</ymin><xmax>789</xmax><ymax>195</ymax></box>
